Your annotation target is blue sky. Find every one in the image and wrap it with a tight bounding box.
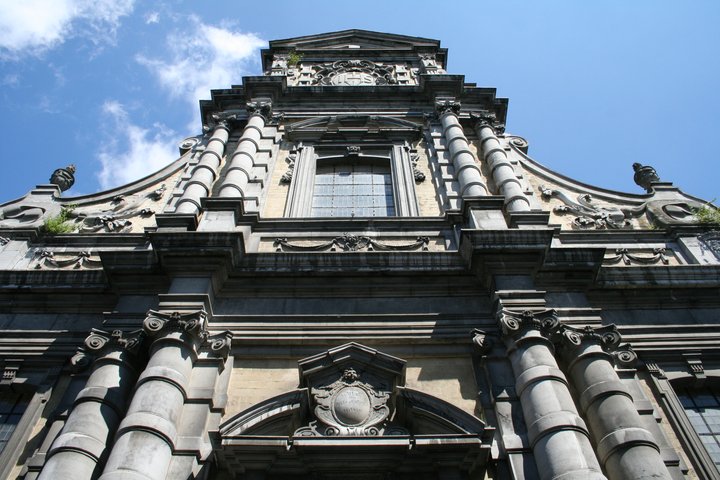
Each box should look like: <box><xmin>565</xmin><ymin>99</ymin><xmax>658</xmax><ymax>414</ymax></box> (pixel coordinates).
<box><xmin>1</xmin><ymin>1</ymin><xmax>718</xmax><ymax>203</ymax></box>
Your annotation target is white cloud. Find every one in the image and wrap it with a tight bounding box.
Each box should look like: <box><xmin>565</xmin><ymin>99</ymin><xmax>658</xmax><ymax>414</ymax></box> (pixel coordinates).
<box><xmin>136</xmin><ymin>18</ymin><xmax>265</xmax><ymax>124</ymax></box>
<box><xmin>145</xmin><ymin>12</ymin><xmax>160</xmax><ymax>24</ymax></box>
<box><xmin>97</xmin><ymin>100</ymin><xmax>177</xmax><ymax>190</ymax></box>
<box><xmin>0</xmin><ymin>0</ymin><xmax>134</xmax><ymax>58</ymax></box>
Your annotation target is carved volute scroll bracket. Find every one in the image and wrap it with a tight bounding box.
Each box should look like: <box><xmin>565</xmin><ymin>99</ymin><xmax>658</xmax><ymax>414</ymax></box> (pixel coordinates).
<box><xmin>471</xmin><ymin>329</ymin><xmax>493</xmax><ymax>355</ymax></box>
<box><xmin>497</xmin><ymin>308</ymin><xmax>561</xmax><ymax>339</ymax></box>
<box><xmin>143</xmin><ymin>309</ymin><xmax>209</xmax><ymax>343</ymax></box>
<box><xmin>0</xmin><ymin>236</ymin><xmax>9</xmax><ymax>246</ymax></box>
<box><xmin>202</xmin><ymin>331</ymin><xmax>233</xmax><ymax>363</ymax></box>
<box><xmin>470</xmin><ymin>111</ymin><xmax>506</xmax><ymax>135</ymax></box>
<box><xmin>280</xmin><ymin>146</ymin><xmax>299</xmax><ymax>184</ymax></box>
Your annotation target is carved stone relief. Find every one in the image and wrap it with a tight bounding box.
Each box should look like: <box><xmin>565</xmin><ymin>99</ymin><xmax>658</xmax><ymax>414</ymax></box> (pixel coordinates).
<box><xmin>295</xmin><ymin>368</ymin><xmax>394</xmax><ymax>436</ymax></box>
<box><xmin>273</xmin><ymin>235</ymin><xmax>430</xmax><ymax>252</ymax></box>
<box><xmin>603</xmin><ymin>248</ymin><xmax>670</xmax><ymax>266</ymax></box>
<box><xmin>0</xmin><ymin>205</ymin><xmax>46</xmax><ymax>228</ymax></box>
<box><xmin>539</xmin><ymin>185</ymin><xmax>631</xmax><ymax>229</ymax></box>
<box><xmin>34</xmin><ymin>250</ymin><xmax>102</xmax><ymax>270</ymax></box>
<box><xmin>311</xmin><ymin>60</ymin><xmax>398</xmax><ymax>86</ymax></box>
<box><xmin>698</xmin><ymin>231</ymin><xmax>720</xmax><ymax>260</ymax></box>
<box><xmin>68</xmin><ymin>184</ymin><xmax>167</xmax><ymax>233</ymax></box>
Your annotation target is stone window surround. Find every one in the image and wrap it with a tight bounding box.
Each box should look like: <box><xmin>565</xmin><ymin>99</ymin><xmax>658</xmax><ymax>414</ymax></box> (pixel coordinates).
<box><xmin>284</xmin><ymin>143</ymin><xmax>420</xmax><ymax>218</ymax></box>
<box><xmin>0</xmin><ymin>370</ymin><xmax>56</xmax><ymax>480</ymax></box>
<box><xmin>648</xmin><ymin>366</ymin><xmax>720</xmax><ymax>480</ymax></box>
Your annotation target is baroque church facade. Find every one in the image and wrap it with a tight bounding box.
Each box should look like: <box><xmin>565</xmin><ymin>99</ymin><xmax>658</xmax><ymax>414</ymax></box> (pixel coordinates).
<box><xmin>0</xmin><ymin>30</ymin><xmax>719</xmax><ymax>480</ymax></box>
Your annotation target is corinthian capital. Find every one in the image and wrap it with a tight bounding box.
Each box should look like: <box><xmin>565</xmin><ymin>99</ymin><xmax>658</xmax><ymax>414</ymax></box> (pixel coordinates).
<box><xmin>143</xmin><ymin>309</ymin><xmax>208</xmax><ymax>341</ymax></box>
<box><xmin>497</xmin><ymin>309</ymin><xmax>560</xmax><ymax>337</ymax></box>
<box><xmin>470</xmin><ymin>111</ymin><xmax>505</xmax><ymax>135</ymax></box>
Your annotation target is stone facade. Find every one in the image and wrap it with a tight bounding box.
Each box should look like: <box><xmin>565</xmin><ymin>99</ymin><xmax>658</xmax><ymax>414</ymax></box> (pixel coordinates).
<box><xmin>0</xmin><ymin>29</ymin><xmax>719</xmax><ymax>479</ymax></box>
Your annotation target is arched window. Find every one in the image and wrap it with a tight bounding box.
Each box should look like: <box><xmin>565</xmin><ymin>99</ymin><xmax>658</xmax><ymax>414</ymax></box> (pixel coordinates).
<box><xmin>311</xmin><ymin>162</ymin><xmax>394</xmax><ymax>217</ymax></box>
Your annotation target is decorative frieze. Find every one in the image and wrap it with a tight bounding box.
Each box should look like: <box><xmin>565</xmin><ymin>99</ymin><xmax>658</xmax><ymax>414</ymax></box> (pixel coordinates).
<box><xmin>273</xmin><ymin>235</ymin><xmax>429</xmax><ymax>252</ymax></box>
<box><xmin>34</xmin><ymin>250</ymin><xmax>102</xmax><ymax>270</ymax></box>
<box><xmin>603</xmin><ymin>248</ymin><xmax>669</xmax><ymax>266</ymax></box>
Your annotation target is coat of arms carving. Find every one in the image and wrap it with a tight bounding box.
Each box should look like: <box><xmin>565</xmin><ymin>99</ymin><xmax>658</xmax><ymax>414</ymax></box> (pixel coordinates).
<box><xmin>295</xmin><ymin>368</ymin><xmax>392</xmax><ymax>436</ymax></box>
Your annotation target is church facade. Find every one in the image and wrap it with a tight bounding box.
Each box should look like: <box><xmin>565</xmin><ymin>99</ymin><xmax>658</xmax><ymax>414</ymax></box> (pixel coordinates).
<box><xmin>1</xmin><ymin>30</ymin><xmax>719</xmax><ymax>480</ymax></box>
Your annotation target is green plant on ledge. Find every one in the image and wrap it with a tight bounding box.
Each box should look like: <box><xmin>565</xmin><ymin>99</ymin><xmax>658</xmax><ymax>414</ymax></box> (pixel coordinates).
<box><xmin>287</xmin><ymin>51</ymin><xmax>303</xmax><ymax>67</ymax></box>
<box><xmin>693</xmin><ymin>203</ymin><xmax>720</xmax><ymax>225</ymax></box>
<box><xmin>43</xmin><ymin>205</ymin><xmax>77</xmax><ymax>234</ymax></box>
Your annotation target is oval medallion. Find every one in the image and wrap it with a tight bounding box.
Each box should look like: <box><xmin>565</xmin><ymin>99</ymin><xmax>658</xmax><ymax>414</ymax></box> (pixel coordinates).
<box><xmin>332</xmin><ymin>386</ymin><xmax>371</xmax><ymax>426</ymax></box>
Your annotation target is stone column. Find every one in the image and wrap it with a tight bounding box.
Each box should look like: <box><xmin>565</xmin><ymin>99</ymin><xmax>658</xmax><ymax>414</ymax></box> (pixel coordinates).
<box><xmin>499</xmin><ymin>309</ymin><xmax>605</xmax><ymax>480</ymax></box>
<box><xmin>557</xmin><ymin>325</ymin><xmax>672</xmax><ymax>480</ymax></box>
<box><xmin>436</xmin><ymin>99</ymin><xmax>488</xmax><ymax>198</ymax></box>
<box><xmin>472</xmin><ymin>113</ymin><xmax>531</xmax><ymax>213</ymax></box>
<box><xmin>99</xmin><ymin>310</ymin><xmax>208</xmax><ymax>480</ymax></box>
<box><xmin>39</xmin><ymin>329</ymin><xmax>143</xmax><ymax>480</ymax></box>
<box><xmin>217</xmin><ymin>100</ymin><xmax>272</xmax><ymax>198</ymax></box>
<box><xmin>175</xmin><ymin>122</ymin><xmax>231</xmax><ymax>214</ymax></box>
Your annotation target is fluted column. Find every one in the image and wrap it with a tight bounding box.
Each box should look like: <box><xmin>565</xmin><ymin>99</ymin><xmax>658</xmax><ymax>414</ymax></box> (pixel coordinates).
<box><xmin>557</xmin><ymin>325</ymin><xmax>671</xmax><ymax>480</ymax></box>
<box><xmin>175</xmin><ymin>122</ymin><xmax>231</xmax><ymax>214</ymax></box>
<box><xmin>99</xmin><ymin>311</ymin><xmax>208</xmax><ymax>480</ymax></box>
<box><xmin>39</xmin><ymin>329</ymin><xmax>143</xmax><ymax>480</ymax></box>
<box><xmin>499</xmin><ymin>309</ymin><xmax>606</xmax><ymax>480</ymax></box>
<box><xmin>217</xmin><ymin>100</ymin><xmax>271</xmax><ymax>198</ymax></box>
<box><xmin>472</xmin><ymin>112</ymin><xmax>531</xmax><ymax>212</ymax></box>
<box><xmin>436</xmin><ymin>99</ymin><xmax>488</xmax><ymax>198</ymax></box>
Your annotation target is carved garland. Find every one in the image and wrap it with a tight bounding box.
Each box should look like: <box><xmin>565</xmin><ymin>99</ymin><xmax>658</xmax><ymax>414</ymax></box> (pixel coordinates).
<box><xmin>274</xmin><ymin>235</ymin><xmax>429</xmax><ymax>253</ymax></box>
<box><xmin>604</xmin><ymin>248</ymin><xmax>669</xmax><ymax>266</ymax></box>
<box><xmin>34</xmin><ymin>250</ymin><xmax>102</xmax><ymax>270</ymax></box>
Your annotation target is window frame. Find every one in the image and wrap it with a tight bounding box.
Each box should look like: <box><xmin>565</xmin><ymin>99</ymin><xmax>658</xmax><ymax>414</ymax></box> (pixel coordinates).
<box><xmin>284</xmin><ymin>143</ymin><xmax>419</xmax><ymax>218</ymax></box>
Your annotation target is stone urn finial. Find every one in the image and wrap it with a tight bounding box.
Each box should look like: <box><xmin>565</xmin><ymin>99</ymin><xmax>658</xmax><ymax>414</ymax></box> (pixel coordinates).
<box><xmin>632</xmin><ymin>163</ymin><xmax>660</xmax><ymax>193</ymax></box>
<box><xmin>49</xmin><ymin>164</ymin><xmax>76</xmax><ymax>192</ymax></box>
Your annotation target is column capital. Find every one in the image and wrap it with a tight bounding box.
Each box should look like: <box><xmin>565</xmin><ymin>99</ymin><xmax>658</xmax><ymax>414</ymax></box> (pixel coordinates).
<box><xmin>246</xmin><ymin>99</ymin><xmax>273</xmax><ymax>122</ymax></box>
<box><xmin>202</xmin><ymin>331</ymin><xmax>233</xmax><ymax>361</ymax></box>
<box><xmin>143</xmin><ymin>309</ymin><xmax>209</xmax><ymax>341</ymax></box>
<box><xmin>470</xmin><ymin>111</ymin><xmax>505</xmax><ymax>135</ymax></box>
<box><xmin>557</xmin><ymin>324</ymin><xmax>621</xmax><ymax>353</ymax></box>
<box><xmin>71</xmin><ymin>328</ymin><xmax>144</xmax><ymax>371</ymax></box>
<box><xmin>435</xmin><ymin>98</ymin><xmax>461</xmax><ymax>117</ymax></box>
<box><xmin>497</xmin><ymin>308</ymin><xmax>560</xmax><ymax>337</ymax></box>
<box><xmin>470</xmin><ymin>328</ymin><xmax>493</xmax><ymax>354</ymax></box>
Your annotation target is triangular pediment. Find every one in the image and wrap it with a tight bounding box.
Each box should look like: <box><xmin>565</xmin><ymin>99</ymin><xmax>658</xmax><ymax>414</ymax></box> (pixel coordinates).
<box><xmin>268</xmin><ymin>29</ymin><xmax>441</xmax><ymax>51</ymax></box>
